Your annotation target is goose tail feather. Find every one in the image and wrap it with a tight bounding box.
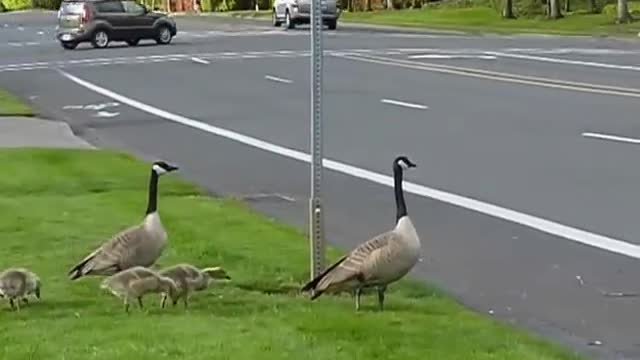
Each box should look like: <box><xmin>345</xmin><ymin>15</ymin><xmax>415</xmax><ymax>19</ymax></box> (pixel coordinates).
<box><xmin>301</xmin><ymin>255</ymin><xmax>347</xmax><ymax>295</ymax></box>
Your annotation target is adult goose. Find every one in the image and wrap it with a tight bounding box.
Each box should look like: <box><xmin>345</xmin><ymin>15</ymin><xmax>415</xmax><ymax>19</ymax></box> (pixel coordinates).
<box><xmin>301</xmin><ymin>155</ymin><xmax>420</xmax><ymax>311</ymax></box>
<box><xmin>68</xmin><ymin>161</ymin><xmax>179</xmax><ymax>280</ymax></box>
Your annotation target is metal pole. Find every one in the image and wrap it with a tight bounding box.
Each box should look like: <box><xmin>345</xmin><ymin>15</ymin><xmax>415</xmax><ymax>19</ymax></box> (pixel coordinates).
<box><xmin>309</xmin><ymin>0</ymin><xmax>325</xmax><ymax>280</ymax></box>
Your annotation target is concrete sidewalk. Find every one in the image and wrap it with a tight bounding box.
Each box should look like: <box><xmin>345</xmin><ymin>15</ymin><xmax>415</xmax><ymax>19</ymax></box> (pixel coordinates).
<box><xmin>0</xmin><ymin>117</ymin><xmax>94</xmax><ymax>149</ymax></box>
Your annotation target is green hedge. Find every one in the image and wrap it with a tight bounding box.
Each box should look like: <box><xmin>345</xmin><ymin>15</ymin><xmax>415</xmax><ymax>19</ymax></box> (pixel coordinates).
<box><xmin>602</xmin><ymin>1</ymin><xmax>640</xmax><ymax>17</ymax></box>
<box><xmin>2</xmin><ymin>0</ymin><xmax>31</xmax><ymax>10</ymax></box>
<box><xmin>0</xmin><ymin>0</ymin><xmax>61</xmax><ymax>10</ymax></box>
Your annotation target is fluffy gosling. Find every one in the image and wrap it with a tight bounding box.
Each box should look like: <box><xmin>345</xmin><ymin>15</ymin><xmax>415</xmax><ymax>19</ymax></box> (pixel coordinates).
<box><xmin>100</xmin><ymin>266</ymin><xmax>179</xmax><ymax>313</ymax></box>
<box><xmin>158</xmin><ymin>264</ymin><xmax>231</xmax><ymax>308</ymax></box>
<box><xmin>0</xmin><ymin>268</ymin><xmax>41</xmax><ymax>311</ymax></box>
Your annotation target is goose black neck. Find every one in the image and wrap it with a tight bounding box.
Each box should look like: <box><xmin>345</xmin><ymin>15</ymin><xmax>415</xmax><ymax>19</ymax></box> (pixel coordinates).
<box><xmin>393</xmin><ymin>164</ymin><xmax>407</xmax><ymax>223</ymax></box>
<box><xmin>145</xmin><ymin>170</ymin><xmax>159</xmax><ymax>215</ymax></box>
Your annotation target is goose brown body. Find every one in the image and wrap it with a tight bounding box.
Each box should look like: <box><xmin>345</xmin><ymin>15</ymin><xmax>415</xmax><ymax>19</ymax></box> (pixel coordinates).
<box><xmin>302</xmin><ymin>155</ymin><xmax>421</xmax><ymax>311</ymax></box>
<box><xmin>68</xmin><ymin>161</ymin><xmax>178</xmax><ymax>280</ymax></box>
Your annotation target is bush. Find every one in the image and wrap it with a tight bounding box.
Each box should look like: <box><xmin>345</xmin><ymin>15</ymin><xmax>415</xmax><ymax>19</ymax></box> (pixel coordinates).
<box><xmin>0</xmin><ymin>1</ymin><xmax>5</xmax><ymax>11</ymax></box>
<box><xmin>2</xmin><ymin>0</ymin><xmax>30</xmax><ymax>10</ymax></box>
<box><xmin>601</xmin><ymin>1</ymin><xmax>640</xmax><ymax>17</ymax></box>
<box><xmin>32</xmin><ymin>0</ymin><xmax>61</xmax><ymax>9</ymax></box>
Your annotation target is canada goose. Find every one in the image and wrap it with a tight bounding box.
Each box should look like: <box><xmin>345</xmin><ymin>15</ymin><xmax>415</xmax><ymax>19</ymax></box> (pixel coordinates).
<box><xmin>301</xmin><ymin>155</ymin><xmax>420</xmax><ymax>311</ymax></box>
<box><xmin>68</xmin><ymin>161</ymin><xmax>179</xmax><ymax>280</ymax></box>
<box><xmin>158</xmin><ymin>264</ymin><xmax>231</xmax><ymax>309</ymax></box>
<box><xmin>0</xmin><ymin>268</ymin><xmax>41</xmax><ymax>311</ymax></box>
<box><xmin>100</xmin><ymin>266</ymin><xmax>179</xmax><ymax>313</ymax></box>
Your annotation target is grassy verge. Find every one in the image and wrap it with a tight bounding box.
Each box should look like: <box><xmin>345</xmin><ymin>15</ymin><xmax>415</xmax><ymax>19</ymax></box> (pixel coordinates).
<box><xmin>223</xmin><ymin>7</ymin><xmax>640</xmax><ymax>36</ymax></box>
<box><xmin>341</xmin><ymin>7</ymin><xmax>640</xmax><ymax>35</ymax></box>
<box><xmin>0</xmin><ymin>88</ymin><xmax>35</xmax><ymax>117</ymax></box>
<box><xmin>0</xmin><ymin>148</ymin><xmax>582</xmax><ymax>360</ymax></box>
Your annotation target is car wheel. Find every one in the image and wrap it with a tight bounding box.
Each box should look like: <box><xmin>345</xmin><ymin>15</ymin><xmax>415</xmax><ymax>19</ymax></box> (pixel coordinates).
<box><xmin>155</xmin><ymin>25</ymin><xmax>172</xmax><ymax>45</ymax></box>
<box><xmin>285</xmin><ymin>11</ymin><xmax>294</xmax><ymax>29</ymax></box>
<box><xmin>126</xmin><ymin>38</ymin><xmax>140</xmax><ymax>46</ymax></box>
<box><xmin>91</xmin><ymin>29</ymin><xmax>110</xmax><ymax>49</ymax></box>
<box><xmin>272</xmin><ymin>9</ymin><xmax>281</xmax><ymax>27</ymax></box>
<box><xmin>60</xmin><ymin>41</ymin><xmax>77</xmax><ymax>50</ymax></box>
<box><xmin>327</xmin><ymin>20</ymin><xmax>337</xmax><ymax>30</ymax></box>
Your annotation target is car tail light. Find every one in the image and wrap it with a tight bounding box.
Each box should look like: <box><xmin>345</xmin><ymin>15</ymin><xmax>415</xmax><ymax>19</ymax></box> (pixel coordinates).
<box><xmin>80</xmin><ymin>4</ymin><xmax>92</xmax><ymax>23</ymax></box>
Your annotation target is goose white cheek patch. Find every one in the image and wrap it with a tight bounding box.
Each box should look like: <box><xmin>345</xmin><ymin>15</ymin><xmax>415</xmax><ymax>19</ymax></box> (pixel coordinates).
<box><xmin>152</xmin><ymin>164</ymin><xmax>167</xmax><ymax>175</ymax></box>
<box><xmin>398</xmin><ymin>161</ymin><xmax>410</xmax><ymax>169</ymax></box>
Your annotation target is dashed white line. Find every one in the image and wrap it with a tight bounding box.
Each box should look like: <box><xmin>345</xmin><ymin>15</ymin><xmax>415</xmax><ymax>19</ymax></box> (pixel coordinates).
<box><xmin>59</xmin><ymin>70</ymin><xmax>640</xmax><ymax>261</ymax></box>
<box><xmin>582</xmin><ymin>132</ymin><xmax>640</xmax><ymax>145</ymax></box>
<box><xmin>381</xmin><ymin>98</ymin><xmax>428</xmax><ymax>110</ymax></box>
<box><xmin>190</xmin><ymin>57</ymin><xmax>210</xmax><ymax>65</ymax></box>
<box><xmin>264</xmin><ymin>75</ymin><xmax>293</xmax><ymax>84</ymax></box>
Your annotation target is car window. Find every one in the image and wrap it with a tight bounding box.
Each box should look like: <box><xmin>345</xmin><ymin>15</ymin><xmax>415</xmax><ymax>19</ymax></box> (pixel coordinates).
<box><xmin>121</xmin><ymin>0</ymin><xmax>145</xmax><ymax>13</ymax></box>
<box><xmin>59</xmin><ymin>2</ymin><xmax>84</xmax><ymax>14</ymax></box>
<box><xmin>95</xmin><ymin>1</ymin><xmax>124</xmax><ymax>13</ymax></box>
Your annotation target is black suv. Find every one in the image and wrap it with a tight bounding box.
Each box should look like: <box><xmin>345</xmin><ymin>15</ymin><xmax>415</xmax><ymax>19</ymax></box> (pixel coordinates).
<box><xmin>56</xmin><ymin>0</ymin><xmax>177</xmax><ymax>50</ymax></box>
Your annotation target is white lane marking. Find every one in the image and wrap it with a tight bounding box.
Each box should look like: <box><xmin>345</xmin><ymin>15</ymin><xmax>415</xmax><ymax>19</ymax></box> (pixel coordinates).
<box><xmin>59</xmin><ymin>70</ymin><xmax>640</xmax><ymax>261</ymax></box>
<box><xmin>409</xmin><ymin>54</ymin><xmax>497</xmax><ymax>60</ymax></box>
<box><xmin>487</xmin><ymin>51</ymin><xmax>640</xmax><ymax>72</ymax></box>
<box><xmin>380</xmin><ymin>98</ymin><xmax>428</xmax><ymax>110</ymax></box>
<box><xmin>336</xmin><ymin>53</ymin><xmax>640</xmax><ymax>99</ymax></box>
<box><xmin>190</xmin><ymin>57</ymin><xmax>210</xmax><ymax>65</ymax></box>
<box><xmin>93</xmin><ymin>111</ymin><xmax>120</xmax><ymax>118</ymax></box>
<box><xmin>582</xmin><ymin>132</ymin><xmax>640</xmax><ymax>145</ymax></box>
<box><xmin>264</xmin><ymin>75</ymin><xmax>293</xmax><ymax>84</ymax></box>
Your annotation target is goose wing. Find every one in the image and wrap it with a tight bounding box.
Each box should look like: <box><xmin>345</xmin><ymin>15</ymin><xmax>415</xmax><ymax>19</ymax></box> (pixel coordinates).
<box><xmin>68</xmin><ymin>223</ymin><xmax>152</xmax><ymax>280</ymax></box>
<box><xmin>302</xmin><ymin>230</ymin><xmax>395</xmax><ymax>296</ymax></box>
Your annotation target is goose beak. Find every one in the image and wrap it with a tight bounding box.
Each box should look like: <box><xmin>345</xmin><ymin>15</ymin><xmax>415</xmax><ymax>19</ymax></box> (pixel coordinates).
<box><xmin>167</xmin><ymin>164</ymin><xmax>179</xmax><ymax>172</ymax></box>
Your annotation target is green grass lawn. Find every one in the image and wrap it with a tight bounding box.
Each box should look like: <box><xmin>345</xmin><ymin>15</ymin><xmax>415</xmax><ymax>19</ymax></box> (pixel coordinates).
<box><xmin>341</xmin><ymin>7</ymin><xmax>640</xmax><ymax>35</ymax></box>
<box><xmin>0</xmin><ymin>88</ymin><xmax>35</xmax><ymax>117</ymax></box>
<box><xmin>225</xmin><ymin>7</ymin><xmax>640</xmax><ymax>36</ymax></box>
<box><xmin>0</xmin><ymin>148</ymin><xmax>583</xmax><ymax>360</ymax></box>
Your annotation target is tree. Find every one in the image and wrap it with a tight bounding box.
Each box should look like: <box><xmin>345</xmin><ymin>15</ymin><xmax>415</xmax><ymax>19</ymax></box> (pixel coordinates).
<box><xmin>564</xmin><ymin>0</ymin><xmax>570</xmax><ymax>12</ymax></box>
<box><xmin>502</xmin><ymin>0</ymin><xmax>515</xmax><ymax>18</ymax></box>
<box><xmin>617</xmin><ymin>0</ymin><xmax>632</xmax><ymax>23</ymax></box>
<box><xmin>548</xmin><ymin>0</ymin><xmax>562</xmax><ymax>18</ymax></box>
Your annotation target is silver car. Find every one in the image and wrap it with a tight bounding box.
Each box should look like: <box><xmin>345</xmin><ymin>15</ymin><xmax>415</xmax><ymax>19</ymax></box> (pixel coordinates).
<box><xmin>272</xmin><ymin>0</ymin><xmax>340</xmax><ymax>30</ymax></box>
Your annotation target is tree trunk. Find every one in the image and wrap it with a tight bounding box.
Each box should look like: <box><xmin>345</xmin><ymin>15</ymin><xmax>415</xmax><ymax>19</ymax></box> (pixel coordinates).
<box><xmin>564</xmin><ymin>0</ymin><xmax>570</xmax><ymax>12</ymax></box>
<box><xmin>548</xmin><ymin>0</ymin><xmax>562</xmax><ymax>18</ymax></box>
<box><xmin>502</xmin><ymin>0</ymin><xmax>515</xmax><ymax>18</ymax></box>
<box><xmin>589</xmin><ymin>0</ymin><xmax>596</xmax><ymax>12</ymax></box>
<box><xmin>385</xmin><ymin>0</ymin><xmax>392</xmax><ymax>9</ymax></box>
<box><xmin>366</xmin><ymin>0</ymin><xmax>371</xmax><ymax>10</ymax></box>
<box><xmin>617</xmin><ymin>0</ymin><xmax>632</xmax><ymax>23</ymax></box>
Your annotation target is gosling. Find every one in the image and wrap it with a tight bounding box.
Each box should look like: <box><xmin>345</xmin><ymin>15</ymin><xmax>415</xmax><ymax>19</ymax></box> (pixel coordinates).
<box><xmin>0</xmin><ymin>268</ymin><xmax>41</xmax><ymax>311</ymax></box>
<box><xmin>158</xmin><ymin>264</ymin><xmax>231</xmax><ymax>308</ymax></box>
<box><xmin>100</xmin><ymin>266</ymin><xmax>179</xmax><ymax>313</ymax></box>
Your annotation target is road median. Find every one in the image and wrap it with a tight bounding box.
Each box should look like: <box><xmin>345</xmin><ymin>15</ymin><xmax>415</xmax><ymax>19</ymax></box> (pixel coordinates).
<box><xmin>207</xmin><ymin>7</ymin><xmax>640</xmax><ymax>37</ymax></box>
<box><xmin>0</xmin><ymin>146</ymin><xmax>583</xmax><ymax>359</ymax></box>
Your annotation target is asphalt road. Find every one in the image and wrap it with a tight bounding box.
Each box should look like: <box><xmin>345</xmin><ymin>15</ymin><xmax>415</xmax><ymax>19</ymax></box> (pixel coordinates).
<box><xmin>3</xmin><ymin>10</ymin><xmax>640</xmax><ymax>359</ymax></box>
